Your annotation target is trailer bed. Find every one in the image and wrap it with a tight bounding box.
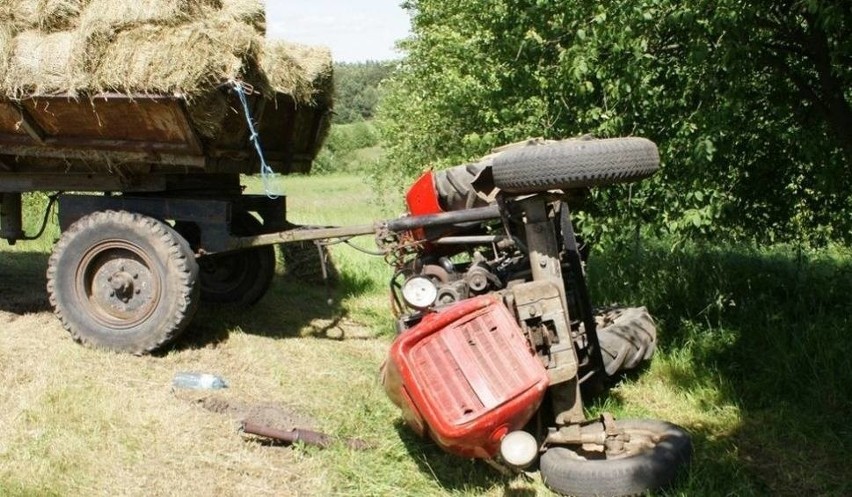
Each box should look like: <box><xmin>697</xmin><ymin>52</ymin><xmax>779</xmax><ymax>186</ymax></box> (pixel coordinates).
<box><xmin>0</xmin><ymin>91</ymin><xmax>329</xmax><ymax>192</ymax></box>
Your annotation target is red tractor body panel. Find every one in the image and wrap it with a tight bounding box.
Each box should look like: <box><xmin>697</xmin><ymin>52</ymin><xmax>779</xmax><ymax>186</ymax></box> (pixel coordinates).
<box><xmin>383</xmin><ymin>295</ymin><xmax>549</xmax><ymax>459</ymax></box>
<box><xmin>405</xmin><ymin>171</ymin><xmax>444</xmax><ymax>216</ymax></box>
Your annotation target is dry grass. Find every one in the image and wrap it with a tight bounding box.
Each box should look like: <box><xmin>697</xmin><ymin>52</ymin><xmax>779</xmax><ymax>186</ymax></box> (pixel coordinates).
<box><xmin>0</xmin><ymin>178</ymin><xmax>405</xmax><ymax>497</ymax></box>
<box><xmin>0</xmin><ymin>1</ymin><xmax>40</xmax><ymax>31</ymax></box>
<box><xmin>0</xmin><ymin>308</ymin><xmax>332</xmax><ymax>497</ymax></box>
<box><xmin>185</xmin><ymin>91</ymin><xmax>232</xmax><ymax>139</ymax></box>
<box><xmin>39</xmin><ymin>0</ymin><xmax>88</xmax><ymax>31</ymax></box>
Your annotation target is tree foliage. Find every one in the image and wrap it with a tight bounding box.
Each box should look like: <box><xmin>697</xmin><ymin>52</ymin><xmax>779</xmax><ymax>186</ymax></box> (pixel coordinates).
<box><xmin>377</xmin><ymin>0</ymin><xmax>851</xmax><ymax>245</ymax></box>
<box><xmin>333</xmin><ymin>61</ymin><xmax>395</xmax><ymax>123</ymax></box>
<box><xmin>314</xmin><ymin>121</ymin><xmax>382</xmax><ymax>174</ymax></box>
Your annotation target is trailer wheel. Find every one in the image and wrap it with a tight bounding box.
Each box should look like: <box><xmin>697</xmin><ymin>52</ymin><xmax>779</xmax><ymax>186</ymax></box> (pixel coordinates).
<box><xmin>540</xmin><ymin>419</ymin><xmax>692</xmax><ymax>497</ymax></box>
<box><xmin>196</xmin><ymin>211</ymin><xmax>276</xmax><ymax>306</ymax></box>
<box><xmin>491</xmin><ymin>137</ymin><xmax>660</xmax><ymax>194</ymax></box>
<box><xmin>47</xmin><ymin>210</ymin><xmax>200</xmax><ymax>354</ymax></box>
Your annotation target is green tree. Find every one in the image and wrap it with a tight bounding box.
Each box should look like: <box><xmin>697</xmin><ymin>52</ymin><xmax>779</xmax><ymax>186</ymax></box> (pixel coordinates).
<box><xmin>333</xmin><ymin>61</ymin><xmax>395</xmax><ymax>123</ymax></box>
<box><xmin>377</xmin><ymin>0</ymin><xmax>851</xmax><ymax>245</ymax></box>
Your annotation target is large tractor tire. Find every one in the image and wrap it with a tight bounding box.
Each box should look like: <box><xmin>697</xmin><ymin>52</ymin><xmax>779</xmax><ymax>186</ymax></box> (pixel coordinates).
<box><xmin>47</xmin><ymin>210</ymin><xmax>199</xmax><ymax>354</ymax></box>
<box><xmin>491</xmin><ymin>137</ymin><xmax>660</xmax><ymax>194</ymax></box>
<box><xmin>434</xmin><ymin>162</ymin><xmax>491</xmax><ymax>211</ymax></box>
<box><xmin>596</xmin><ymin>306</ymin><xmax>657</xmax><ymax>376</ymax></box>
<box><xmin>540</xmin><ymin>419</ymin><xmax>692</xmax><ymax>497</ymax></box>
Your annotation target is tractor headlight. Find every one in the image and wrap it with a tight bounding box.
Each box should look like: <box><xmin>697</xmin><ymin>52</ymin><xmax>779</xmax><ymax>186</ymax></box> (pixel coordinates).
<box><xmin>401</xmin><ymin>276</ymin><xmax>438</xmax><ymax>310</ymax></box>
<box><xmin>500</xmin><ymin>430</ymin><xmax>539</xmax><ymax>468</ymax></box>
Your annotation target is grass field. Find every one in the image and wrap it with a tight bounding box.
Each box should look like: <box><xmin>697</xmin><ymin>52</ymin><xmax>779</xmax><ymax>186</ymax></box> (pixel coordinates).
<box><xmin>0</xmin><ymin>174</ymin><xmax>850</xmax><ymax>496</ymax></box>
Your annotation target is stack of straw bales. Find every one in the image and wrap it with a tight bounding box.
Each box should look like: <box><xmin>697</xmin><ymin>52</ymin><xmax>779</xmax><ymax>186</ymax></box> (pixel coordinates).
<box><xmin>0</xmin><ymin>0</ymin><xmax>332</xmax><ymax>138</ymax></box>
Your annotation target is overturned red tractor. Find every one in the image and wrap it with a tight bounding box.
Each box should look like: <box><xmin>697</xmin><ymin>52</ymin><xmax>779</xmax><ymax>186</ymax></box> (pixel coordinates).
<box><xmin>380</xmin><ymin>137</ymin><xmax>692</xmax><ymax>497</ymax></box>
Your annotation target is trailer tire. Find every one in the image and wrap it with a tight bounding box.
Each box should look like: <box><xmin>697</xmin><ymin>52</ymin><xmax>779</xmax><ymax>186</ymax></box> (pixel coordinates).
<box><xmin>491</xmin><ymin>137</ymin><xmax>660</xmax><ymax>194</ymax></box>
<box><xmin>196</xmin><ymin>211</ymin><xmax>276</xmax><ymax>306</ymax></box>
<box><xmin>540</xmin><ymin>419</ymin><xmax>692</xmax><ymax>497</ymax></box>
<box><xmin>47</xmin><ymin>210</ymin><xmax>199</xmax><ymax>354</ymax></box>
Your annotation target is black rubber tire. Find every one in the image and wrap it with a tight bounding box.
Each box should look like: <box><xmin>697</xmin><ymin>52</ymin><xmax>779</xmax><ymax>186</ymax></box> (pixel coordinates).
<box><xmin>434</xmin><ymin>162</ymin><xmax>490</xmax><ymax>211</ymax></box>
<box><xmin>540</xmin><ymin>419</ymin><xmax>692</xmax><ymax>497</ymax></box>
<box><xmin>596</xmin><ymin>307</ymin><xmax>657</xmax><ymax>376</ymax></box>
<box><xmin>197</xmin><ymin>211</ymin><xmax>276</xmax><ymax>306</ymax></box>
<box><xmin>491</xmin><ymin>137</ymin><xmax>660</xmax><ymax>194</ymax></box>
<box><xmin>47</xmin><ymin>210</ymin><xmax>200</xmax><ymax>354</ymax></box>
<box><xmin>280</xmin><ymin>241</ymin><xmax>338</xmax><ymax>285</ymax></box>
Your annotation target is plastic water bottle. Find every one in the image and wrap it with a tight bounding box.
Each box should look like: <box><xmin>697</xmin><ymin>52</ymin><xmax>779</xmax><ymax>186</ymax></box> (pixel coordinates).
<box><xmin>172</xmin><ymin>372</ymin><xmax>229</xmax><ymax>390</ymax></box>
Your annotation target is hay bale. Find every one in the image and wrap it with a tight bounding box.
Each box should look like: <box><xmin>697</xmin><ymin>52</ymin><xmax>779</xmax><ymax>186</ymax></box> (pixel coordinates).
<box><xmin>0</xmin><ymin>26</ymin><xmax>14</xmax><ymax>78</ymax></box>
<box><xmin>0</xmin><ymin>0</ymin><xmax>88</xmax><ymax>32</ymax></box>
<box><xmin>79</xmin><ymin>0</ymin><xmax>222</xmax><ymax>32</ymax></box>
<box><xmin>186</xmin><ymin>91</ymin><xmax>230</xmax><ymax>139</ymax></box>
<box><xmin>38</xmin><ymin>0</ymin><xmax>89</xmax><ymax>31</ymax></box>
<box><xmin>0</xmin><ymin>4</ymin><xmax>18</xmax><ymax>25</ymax></box>
<box><xmin>91</xmin><ymin>17</ymin><xmax>257</xmax><ymax>96</ymax></box>
<box><xmin>0</xmin><ymin>1</ymin><xmax>39</xmax><ymax>31</ymax></box>
<box><xmin>221</xmin><ymin>0</ymin><xmax>265</xmax><ymax>34</ymax></box>
<box><xmin>4</xmin><ymin>30</ymin><xmax>92</xmax><ymax>97</ymax></box>
<box><xmin>260</xmin><ymin>41</ymin><xmax>333</xmax><ymax>105</ymax></box>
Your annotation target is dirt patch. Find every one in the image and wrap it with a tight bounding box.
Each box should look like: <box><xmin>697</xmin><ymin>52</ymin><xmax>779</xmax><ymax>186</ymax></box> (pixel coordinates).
<box><xmin>178</xmin><ymin>391</ymin><xmax>318</xmax><ymax>432</ymax></box>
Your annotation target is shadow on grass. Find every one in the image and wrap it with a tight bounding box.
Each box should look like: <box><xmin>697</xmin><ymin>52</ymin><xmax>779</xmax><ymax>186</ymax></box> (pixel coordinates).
<box><xmin>589</xmin><ymin>243</ymin><xmax>852</xmax><ymax>496</ymax></box>
<box><xmin>0</xmin><ymin>249</ymin><xmax>379</xmax><ymax>351</ymax></box>
<box><xmin>0</xmin><ymin>251</ymin><xmax>52</xmax><ymax>315</ymax></box>
<box><xmin>393</xmin><ymin>420</ymin><xmax>538</xmax><ymax>497</ymax></box>
<box><xmin>174</xmin><ymin>262</ymin><xmax>380</xmax><ymax>351</ymax></box>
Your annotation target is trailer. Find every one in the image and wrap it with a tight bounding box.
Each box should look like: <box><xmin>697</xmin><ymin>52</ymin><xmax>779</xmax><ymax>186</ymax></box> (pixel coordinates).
<box><xmin>0</xmin><ymin>88</ymin><xmax>335</xmax><ymax>354</ymax></box>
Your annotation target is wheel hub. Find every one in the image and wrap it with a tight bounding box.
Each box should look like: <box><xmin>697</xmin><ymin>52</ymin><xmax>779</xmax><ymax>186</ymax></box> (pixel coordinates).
<box><xmin>108</xmin><ymin>269</ymin><xmax>137</xmax><ymax>301</ymax></box>
<box><xmin>79</xmin><ymin>245</ymin><xmax>160</xmax><ymax>329</ymax></box>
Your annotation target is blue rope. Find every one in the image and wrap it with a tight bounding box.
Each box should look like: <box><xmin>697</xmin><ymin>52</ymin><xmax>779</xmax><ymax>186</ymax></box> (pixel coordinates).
<box><xmin>232</xmin><ymin>81</ymin><xmax>280</xmax><ymax>199</ymax></box>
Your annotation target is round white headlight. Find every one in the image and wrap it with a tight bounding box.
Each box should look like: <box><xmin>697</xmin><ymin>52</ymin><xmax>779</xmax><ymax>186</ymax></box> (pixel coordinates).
<box><xmin>401</xmin><ymin>276</ymin><xmax>438</xmax><ymax>310</ymax></box>
<box><xmin>500</xmin><ymin>430</ymin><xmax>539</xmax><ymax>468</ymax></box>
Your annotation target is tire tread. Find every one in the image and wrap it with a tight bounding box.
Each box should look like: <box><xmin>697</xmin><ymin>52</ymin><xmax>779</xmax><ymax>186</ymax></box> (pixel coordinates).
<box><xmin>492</xmin><ymin>137</ymin><xmax>660</xmax><ymax>193</ymax></box>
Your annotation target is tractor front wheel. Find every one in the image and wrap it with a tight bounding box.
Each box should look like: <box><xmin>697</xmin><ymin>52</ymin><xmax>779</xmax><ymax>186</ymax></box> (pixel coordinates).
<box><xmin>540</xmin><ymin>419</ymin><xmax>692</xmax><ymax>497</ymax></box>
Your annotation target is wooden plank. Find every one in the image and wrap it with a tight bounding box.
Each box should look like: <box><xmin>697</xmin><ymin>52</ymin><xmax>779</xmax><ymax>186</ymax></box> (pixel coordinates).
<box><xmin>176</xmin><ymin>99</ymin><xmax>205</xmax><ymax>156</ymax></box>
<box><xmin>13</xmin><ymin>103</ymin><xmax>46</xmax><ymax>144</ymax></box>
<box><xmin>0</xmin><ymin>173</ymin><xmax>168</xmax><ymax>192</ymax></box>
<box><xmin>0</xmin><ymin>102</ymin><xmax>28</xmax><ymax>136</ymax></box>
<box><xmin>22</xmin><ymin>98</ymin><xmax>191</xmax><ymax>144</ymax></box>
<box><xmin>0</xmin><ymin>133</ymin><xmax>36</xmax><ymax>146</ymax></box>
<box><xmin>0</xmin><ymin>144</ymin><xmax>206</xmax><ymax>169</ymax></box>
